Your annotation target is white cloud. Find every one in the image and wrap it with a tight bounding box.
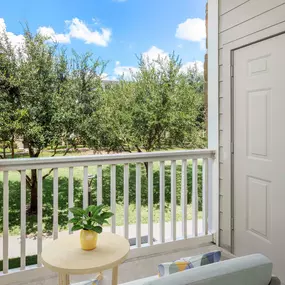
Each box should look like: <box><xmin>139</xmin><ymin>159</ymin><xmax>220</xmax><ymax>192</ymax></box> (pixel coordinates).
<box><xmin>37</xmin><ymin>26</ymin><xmax>70</xmax><ymax>44</ymax></box>
<box><xmin>67</xmin><ymin>18</ymin><xmax>111</xmax><ymax>47</ymax></box>
<box><xmin>142</xmin><ymin>46</ymin><xmax>169</xmax><ymax>63</ymax></box>
<box><xmin>114</xmin><ymin>62</ymin><xmax>138</xmax><ymax>80</ymax></box>
<box><xmin>100</xmin><ymin>72</ymin><xmax>109</xmax><ymax>80</ymax></box>
<box><xmin>176</xmin><ymin>18</ymin><xmax>206</xmax><ymax>42</ymax></box>
<box><xmin>0</xmin><ymin>18</ymin><xmax>25</xmax><ymax>50</ymax></box>
<box><xmin>181</xmin><ymin>61</ymin><xmax>204</xmax><ymax>74</ymax></box>
<box><xmin>0</xmin><ymin>18</ymin><xmax>5</xmax><ymax>31</ymax></box>
<box><xmin>113</xmin><ymin>46</ymin><xmax>204</xmax><ymax>80</ymax></box>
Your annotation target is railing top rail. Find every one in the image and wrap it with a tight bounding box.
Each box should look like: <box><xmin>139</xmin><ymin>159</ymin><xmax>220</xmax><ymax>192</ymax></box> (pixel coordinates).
<box><xmin>0</xmin><ymin>149</ymin><xmax>216</xmax><ymax>171</ymax></box>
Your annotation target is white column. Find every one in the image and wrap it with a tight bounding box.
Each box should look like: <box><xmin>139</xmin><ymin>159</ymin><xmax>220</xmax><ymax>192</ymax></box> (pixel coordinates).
<box><xmin>208</xmin><ymin>0</ymin><xmax>220</xmax><ymax>245</ymax></box>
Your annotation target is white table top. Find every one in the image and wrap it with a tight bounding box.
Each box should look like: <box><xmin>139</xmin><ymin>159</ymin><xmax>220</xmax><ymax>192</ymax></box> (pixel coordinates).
<box><xmin>41</xmin><ymin>232</ymin><xmax>130</xmax><ymax>275</ymax></box>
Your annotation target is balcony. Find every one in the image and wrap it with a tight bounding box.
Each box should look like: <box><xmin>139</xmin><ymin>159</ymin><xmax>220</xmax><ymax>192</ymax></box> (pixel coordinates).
<box><xmin>0</xmin><ymin>149</ymin><xmax>227</xmax><ymax>284</ymax></box>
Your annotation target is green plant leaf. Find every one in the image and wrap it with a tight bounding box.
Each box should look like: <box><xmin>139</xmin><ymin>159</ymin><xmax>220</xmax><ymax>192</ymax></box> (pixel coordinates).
<box><xmin>92</xmin><ymin>226</ymin><xmax>103</xmax><ymax>234</ymax></box>
<box><xmin>84</xmin><ymin>205</ymin><xmax>95</xmax><ymax>216</ymax></box>
<box><xmin>71</xmin><ymin>225</ymin><xmax>82</xmax><ymax>231</ymax></box>
<box><xmin>69</xmin><ymin>207</ymin><xmax>85</xmax><ymax>216</ymax></box>
<box><xmin>100</xmin><ymin>212</ymin><xmax>114</xmax><ymax>219</ymax></box>
<box><xmin>68</xmin><ymin>217</ymin><xmax>81</xmax><ymax>224</ymax></box>
<box><xmin>92</xmin><ymin>204</ymin><xmax>105</xmax><ymax>215</ymax></box>
<box><xmin>70</xmin><ymin>205</ymin><xmax>113</xmax><ymax>230</ymax></box>
<box><xmin>84</xmin><ymin>224</ymin><xmax>92</xmax><ymax>230</ymax></box>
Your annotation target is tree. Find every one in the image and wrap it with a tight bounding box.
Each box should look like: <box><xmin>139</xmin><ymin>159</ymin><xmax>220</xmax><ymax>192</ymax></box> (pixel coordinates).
<box><xmin>130</xmin><ymin>53</ymin><xmax>183</xmax><ymax>153</ymax></box>
<box><xmin>0</xmin><ymin>24</ymin><xmax>205</xmax><ymax>213</ymax></box>
<box><xmin>0</xmin><ymin>27</ymin><xmax>107</xmax><ymax>213</ymax></box>
<box><xmin>68</xmin><ymin>51</ymin><xmax>107</xmax><ymax>149</ymax></box>
<box><xmin>0</xmin><ymin>31</ymin><xmax>24</xmax><ymax>158</ymax></box>
<box><xmin>91</xmin><ymin>80</ymin><xmax>136</xmax><ymax>153</ymax></box>
<box><xmin>91</xmin><ymin>53</ymin><xmax>206</xmax><ymax>157</ymax></box>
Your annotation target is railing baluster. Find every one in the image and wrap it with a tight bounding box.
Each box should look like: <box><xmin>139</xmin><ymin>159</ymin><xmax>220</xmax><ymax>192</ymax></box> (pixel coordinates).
<box><xmin>3</xmin><ymin>171</ymin><xmax>9</xmax><ymax>274</ymax></box>
<box><xmin>37</xmin><ymin>169</ymin><xmax>43</xmax><ymax>267</ymax></box>
<box><xmin>83</xmin><ymin>166</ymin><xmax>88</xmax><ymax>209</ymax></box>
<box><xmin>159</xmin><ymin>161</ymin><xmax>165</xmax><ymax>243</ymax></box>
<box><xmin>53</xmin><ymin>168</ymin><xmax>59</xmax><ymax>240</ymax></box>
<box><xmin>124</xmin><ymin>164</ymin><xmax>129</xmax><ymax>239</ymax></box>
<box><xmin>192</xmin><ymin>159</ymin><xmax>198</xmax><ymax>237</ymax></box>
<box><xmin>181</xmin><ymin>159</ymin><xmax>188</xmax><ymax>239</ymax></box>
<box><xmin>97</xmin><ymin>165</ymin><xmax>102</xmax><ymax>205</ymax></box>
<box><xmin>207</xmin><ymin>157</ymin><xmax>213</xmax><ymax>233</ymax></box>
<box><xmin>136</xmin><ymin>163</ymin><xmax>141</xmax><ymax>247</ymax></box>
<box><xmin>0</xmin><ymin>150</ymin><xmax>216</xmax><ymax>276</ymax></box>
<box><xmin>171</xmin><ymin>160</ymin><xmax>177</xmax><ymax>241</ymax></box>
<box><xmin>111</xmin><ymin>165</ymin><xmax>116</xmax><ymax>233</ymax></box>
<box><xmin>148</xmin><ymin>162</ymin><xmax>153</xmax><ymax>246</ymax></box>
<box><xmin>203</xmin><ymin>158</ymin><xmax>209</xmax><ymax>235</ymax></box>
<box><xmin>20</xmin><ymin>170</ymin><xmax>26</xmax><ymax>270</ymax></box>
<box><xmin>68</xmin><ymin>167</ymin><xmax>74</xmax><ymax>234</ymax></box>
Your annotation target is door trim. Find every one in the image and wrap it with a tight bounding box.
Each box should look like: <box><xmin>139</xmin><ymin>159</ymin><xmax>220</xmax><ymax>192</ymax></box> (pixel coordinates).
<box><xmin>229</xmin><ymin>30</ymin><xmax>285</xmax><ymax>254</ymax></box>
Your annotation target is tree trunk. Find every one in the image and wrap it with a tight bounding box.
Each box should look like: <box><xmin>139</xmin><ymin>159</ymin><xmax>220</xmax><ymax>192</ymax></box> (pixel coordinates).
<box><xmin>29</xmin><ymin>169</ymin><xmax>38</xmax><ymax>214</ymax></box>
<box><xmin>144</xmin><ymin>162</ymin><xmax>149</xmax><ymax>177</ymax></box>
<box><xmin>135</xmin><ymin>145</ymin><xmax>149</xmax><ymax>176</ymax></box>
<box><xmin>27</xmin><ymin>145</ymin><xmax>41</xmax><ymax>214</ymax></box>
<box><xmin>3</xmin><ymin>143</ymin><xmax>6</xmax><ymax>158</ymax></box>
<box><xmin>10</xmin><ymin>137</ymin><xmax>15</xmax><ymax>158</ymax></box>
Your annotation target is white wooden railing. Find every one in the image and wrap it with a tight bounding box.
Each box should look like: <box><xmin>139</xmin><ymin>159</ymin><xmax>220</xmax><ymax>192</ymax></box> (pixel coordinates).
<box><xmin>0</xmin><ymin>149</ymin><xmax>215</xmax><ymax>276</ymax></box>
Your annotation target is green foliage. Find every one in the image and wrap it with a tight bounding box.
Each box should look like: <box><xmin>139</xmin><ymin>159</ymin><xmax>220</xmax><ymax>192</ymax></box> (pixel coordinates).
<box><xmin>90</xmin><ymin>54</ymin><xmax>206</xmax><ymax>153</ymax></box>
<box><xmin>0</xmin><ymin>22</ymin><xmax>206</xmax><ymax>213</ymax></box>
<box><xmin>0</xmin><ymin>23</ymin><xmax>206</xmax><ymax>157</ymax></box>
<box><xmin>68</xmin><ymin>205</ymin><xmax>114</xmax><ymax>233</ymax></box>
<box><xmin>0</xmin><ymin>26</ymin><xmax>107</xmax><ymax>211</ymax></box>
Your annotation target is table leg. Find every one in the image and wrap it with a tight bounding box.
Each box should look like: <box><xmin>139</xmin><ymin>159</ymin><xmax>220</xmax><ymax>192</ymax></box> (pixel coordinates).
<box><xmin>95</xmin><ymin>272</ymin><xmax>103</xmax><ymax>281</ymax></box>
<box><xmin>58</xmin><ymin>273</ymin><xmax>70</xmax><ymax>285</ymax></box>
<box><xmin>112</xmin><ymin>266</ymin><xmax>119</xmax><ymax>285</ymax></box>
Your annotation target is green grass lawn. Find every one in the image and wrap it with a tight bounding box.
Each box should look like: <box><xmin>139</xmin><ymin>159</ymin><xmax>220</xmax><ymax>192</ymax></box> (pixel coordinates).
<box><xmin>0</xmin><ymin>161</ymin><xmax>203</xmax><ymax>236</ymax></box>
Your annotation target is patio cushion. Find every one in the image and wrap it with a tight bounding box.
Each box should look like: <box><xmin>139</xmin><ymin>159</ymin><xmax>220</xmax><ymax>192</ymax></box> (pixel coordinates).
<box><xmin>158</xmin><ymin>250</ymin><xmax>221</xmax><ymax>277</ymax></box>
<box><xmin>143</xmin><ymin>254</ymin><xmax>273</xmax><ymax>285</ymax></box>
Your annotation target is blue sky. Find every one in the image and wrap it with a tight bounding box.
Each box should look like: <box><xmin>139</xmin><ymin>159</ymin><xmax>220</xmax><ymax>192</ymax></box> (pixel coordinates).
<box><xmin>0</xmin><ymin>0</ymin><xmax>207</xmax><ymax>79</ymax></box>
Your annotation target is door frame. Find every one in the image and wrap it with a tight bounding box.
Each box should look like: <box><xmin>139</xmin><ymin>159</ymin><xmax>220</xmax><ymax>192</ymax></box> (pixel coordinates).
<box><xmin>221</xmin><ymin>25</ymin><xmax>285</xmax><ymax>254</ymax></box>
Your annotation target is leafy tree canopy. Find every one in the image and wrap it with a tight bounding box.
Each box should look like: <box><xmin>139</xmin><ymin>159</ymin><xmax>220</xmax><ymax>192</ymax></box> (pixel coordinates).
<box><xmin>0</xmin><ymin>25</ymin><xmax>206</xmax><ymax>213</ymax></box>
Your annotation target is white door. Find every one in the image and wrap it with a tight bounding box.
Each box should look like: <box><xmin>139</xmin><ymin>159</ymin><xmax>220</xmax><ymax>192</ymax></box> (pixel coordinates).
<box><xmin>234</xmin><ymin>33</ymin><xmax>285</xmax><ymax>281</ymax></box>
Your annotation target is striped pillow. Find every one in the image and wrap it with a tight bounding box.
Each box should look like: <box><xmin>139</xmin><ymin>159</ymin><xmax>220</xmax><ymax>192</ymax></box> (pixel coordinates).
<box><xmin>158</xmin><ymin>250</ymin><xmax>221</xmax><ymax>277</ymax></box>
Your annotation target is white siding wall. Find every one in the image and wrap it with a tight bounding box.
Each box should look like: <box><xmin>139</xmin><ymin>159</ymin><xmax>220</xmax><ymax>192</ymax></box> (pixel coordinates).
<box><xmin>218</xmin><ymin>0</ymin><xmax>285</xmax><ymax>251</ymax></box>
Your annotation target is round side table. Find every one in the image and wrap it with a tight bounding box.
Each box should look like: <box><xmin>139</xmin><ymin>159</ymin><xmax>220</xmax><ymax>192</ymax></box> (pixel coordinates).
<box><xmin>41</xmin><ymin>232</ymin><xmax>130</xmax><ymax>285</ymax></box>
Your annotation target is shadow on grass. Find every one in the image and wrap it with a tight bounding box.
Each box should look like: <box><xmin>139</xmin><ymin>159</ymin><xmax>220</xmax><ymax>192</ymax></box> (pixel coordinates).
<box><xmin>0</xmin><ymin>163</ymin><xmax>202</xmax><ymax>235</ymax></box>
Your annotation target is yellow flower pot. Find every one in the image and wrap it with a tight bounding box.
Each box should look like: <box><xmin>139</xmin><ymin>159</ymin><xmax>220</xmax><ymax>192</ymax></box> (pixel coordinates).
<box><xmin>80</xmin><ymin>229</ymin><xmax>98</xmax><ymax>250</ymax></box>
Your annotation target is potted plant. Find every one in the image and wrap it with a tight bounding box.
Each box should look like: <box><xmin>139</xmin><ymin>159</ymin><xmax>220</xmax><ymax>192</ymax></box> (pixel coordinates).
<box><xmin>68</xmin><ymin>205</ymin><xmax>114</xmax><ymax>250</ymax></box>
